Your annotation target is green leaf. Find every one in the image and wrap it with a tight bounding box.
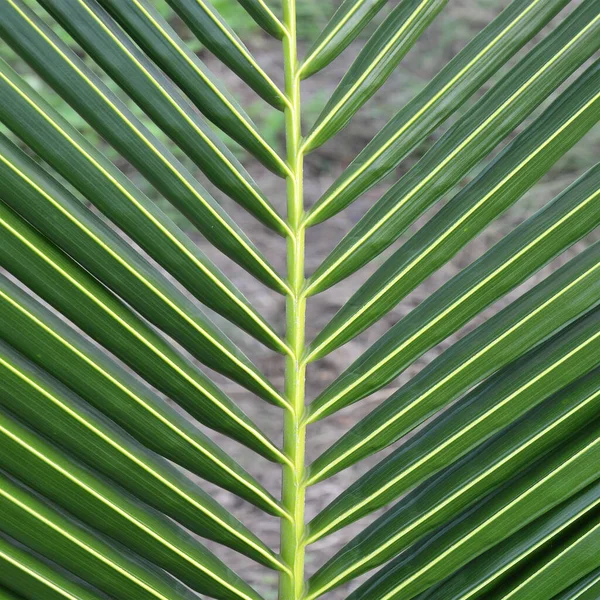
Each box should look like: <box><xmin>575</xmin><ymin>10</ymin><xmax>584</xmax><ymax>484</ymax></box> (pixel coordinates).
<box><xmin>0</xmin><ymin>535</ymin><xmax>109</xmax><ymax>600</ymax></box>
<box><xmin>95</xmin><ymin>0</ymin><xmax>286</xmax><ymax>167</ymax></box>
<box><xmin>1</xmin><ymin>0</ymin><xmax>290</xmax><ymax>231</ymax></box>
<box><xmin>0</xmin><ymin>471</ymin><xmax>204</xmax><ymax>600</ymax></box>
<box><xmin>0</xmin><ymin>589</ymin><xmax>23</xmax><ymax>600</ymax></box>
<box><xmin>0</xmin><ymin>204</ymin><xmax>287</xmax><ymax>448</ymax></box>
<box><xmin>304</xmin><ymin>0</ymin><xmax>572</xmax><ymax>226</ymax></box>
<box><xmin>299</xmin><ymin>0</ymin><xmax>388</xmax><ymax>79</ymax></box>
<box><xmin>306</xmin><ymin>8</ymin><xmax>600</xmax><ymax>293</ymax></box>
<box><xmin>2</xmin><ymin>0</ymin><xmax>598</xmax><ymax>596</ymax></box>
<box><xmin>0</xmin><ymin>413</ymin><xmax>268</xmax><ymax>599</ymax></box>
<box><xmin>0</xmin><ymin>59</ymin><xmax>289</xmax><ymax>295</ymax></box>
<box><xmin>302</xmin><ymin>0</ymin><xmax>447</xmax><ymax>152</ymax></box>
<box><xmin>0</xmin><ymin>134</ymin><xmax>287</xmax><ymax>356</ymax></box>
<box><xmin>306</xmin><ymin>98</ymin><xmax>600</xmax><ymax>362</ymax></box>
<box><xmin>0</xmin><ymin>277</ymin><xmax>285</xmax><ymax>515</ymax></box>
<box><xmin>308</xmin><ymin>328</ymin><xmax>600</xmax><ymax>541</ymax></box>
<box><xmin>164</xmin><ymin>0</ymin><xmax>287</xmax><ymax>109</ymax></box>
<box><xmin>0</xmin><ymin>344</ymin><xmax>280</xmax><ymax>567</ymax></box>
<box><xmin>308</xmin><ymin>240</ymin><xmax>600</xmax><ymax>472</ymax></box>
<box><xmin>0</xmin><ymin>274</ymin><xmax>289</xmax><ymax>507</ymax></box>
<box><xmin>0</xmin><ymin>135</ymin><xmax>285</xmax><ymax>352</ymax></box>
<box><xmin>0</xmin><ymin>188</ymin><xmax>286</xmax><ymax>409</ymax></box>
<box><xmin>418</xmin><ymin>479</ymin><xmax>600</xmax><ymax>599</ymax></box>
<box><xmin>553</xmin><ymin>568</ymin><xmax>600</xmax><ymax>600</ymax></box>
<box><xmin>236</xmin><ymin>0</ymin><xmax>286</xmax><ymax>39</ymax></box>
<box><xmin>307</xmin><ymin>309</ymin><xmax>600</xmax><ymax>594</ymax></box>
<box><xmin>343</xmin><ymin>420</ymin><xmax>600</xmax><ymax>600</ymax></box>
<box><xmin>490</xmin><ymin>515</ymin><xmax>600</xmax><ymax>600</ymax></box>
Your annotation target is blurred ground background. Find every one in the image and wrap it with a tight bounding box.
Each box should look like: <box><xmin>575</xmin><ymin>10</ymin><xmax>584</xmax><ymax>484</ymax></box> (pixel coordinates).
<box><xmin>2</xmin><ymin>0</ymin><xmax>599</xmax><ymax>598</ymax></box>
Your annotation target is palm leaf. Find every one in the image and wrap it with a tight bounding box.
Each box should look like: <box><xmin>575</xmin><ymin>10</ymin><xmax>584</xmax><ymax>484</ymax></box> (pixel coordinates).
<box><xmin>302</xmin><ymin>0</ymin><xmax>446</xmax><ymax>152</ymax></box>
<box><xmin>0</xmin><ymin>469</ymin><xmax>225</xmax><ymax>600</ymax></box>
<box><xmin>308</xmin><ymin>341</ymin><xmax>600</xmax><ymax>540</ymax></box>
<box><xmin>1</xmin><ymin>0</ymin><xmax>599</xmax><ymax>599</ymax></box>
<box><xmin>97</xmin><ymin>0</ymin><xmax>286</xmax><ymax>164</ymax></box>
<box><xmin>344</xmin><ymin>418</ymin><xmax>600</xmax><ymax>600</ymax></box>
<box><xmin>307</xmin><ymin>6</ymin><xmax>600</xmax><ymax>291</ymax></box>
<box><xmin>0</xmin><ymin>534</ymin><xmax>111</xmax><ymax>600</ymax></box>
<box><xmin>304</xmin><ymin>0</ymin><xmax>573</xmax><ymax>224</ymax></box>
<box><xmin>415</xmin><ymin>479</ymin><xmax>600</xmax><ymax>599</ymax></box>
<box><xmin>164</xmin><ymin>0</ymin><xmax>287</xmax><ymax>109</ymax></box>
<box><xmin>299</xmin><ymin>0</ymin><xmax>389</xmax><ymax>79</ymax></box>
<box><xmin>554</xmin><ymin>567</ymin><xmax>600</xmax><ymax>600</ymax></box>
<box><xmin>307</xmin><ymin>89</ymin><xmax>600</xmax><ymax>360</ymax></box>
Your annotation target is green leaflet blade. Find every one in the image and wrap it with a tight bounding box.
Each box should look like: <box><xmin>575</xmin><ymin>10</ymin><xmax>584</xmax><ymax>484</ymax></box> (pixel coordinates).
<box><xmin>0</xmin><ymin>590</ymin><xmax>23</xmax><ymax>600</ymax></box>
<box><xmin>0</xmin><ymin>414</ymin><xmax>267</xmax><ymax>600</ymax></box>
<box><xmin>304</xmin><ymin>0</ymin><xmax>571</xmax><ymax>226</ymax></box>
<box><xmin>342</xmin><ymin>421</ymin><xmax>600</xmax><ymax>600</ymax></box>
<box><xmin>308</xmin><ymin>164</ymin><xmax>600</xmax><ymax>426</ymax></box>
<box><xmin>308</xmin><ymin>325</ymin><xmax>600</xmax><ymax>541</ymax></box>
<box><xmin>95</xmin><ymin>0</ymin><xmax>286</xmax><ymax>168</ymax></box>
<box><xmin>0</xmin><ymin>187</ymin><xmax>286</xmax><ymax>409</ymax></box>
<box><xmin>0</xmin><ymin>60</ymin><xmax>288</xmax><ymax>296</ymax></box>
<box><xmin>491</xmin><ymin>516</ymin><xmax>600</xmax><ymax>600</ymax></box>
<box><xmin>308</xmin><ymin>241</ymin><xmax>600</xmax><ymax>476</ymax></box>
<box><xmin>303</xmin><ymin>0</ymin><xmax>446</xmax><ymax>152</ymax></box>
<box><xmin>306</xmin><ymin>93</ymin><xmax>600</xmax><ymax>362</ymax></box>
<box><xmin>236</xmin><ymin>0</ymin><xmax>285</xmax><ymax>39</ymax></box>
<box><xmin>0</xmin><ymin>344</ymin><xmax>280</xmax><ymax>568</ymax></box>
<box><xmin>553</xmin><ymin>568</ymin><xmax>600</xmax><ymax>600</ymax></box>
<box><xmin>0</xmin><ymin>535</ymin><xmax>109</xmax><ymax>600</ymax></box>
<box><xmin>306</xmin><ymin>8</ymin><xmax>600</xmax><ymax>294</ymax></box>
<box><xmin>0</xmin><ymin>274</ymin><xmax>289</xmax><ymax>508</ymax></box>
<box><xmin>0</xmin><ymin>472</ymin><xmax>203</xmax><ymax>600</ymax></box>
<box><xmin>0</xmin><ymin>134</ymin><xmax>287</xmax><ymax>356</ymax></box>
<box><xmin>1</xmin><ymin>0</ymin><xmax>290</xmax><ymax>234</ymax></box>
<box><xmin>0</xmin><ymin>67</ymin><xmax>287</xmax><ymax>401</ymax></box>
<box><xmin>165</xmin><ymin>0</ymin><xmax>287</xmax><ymax>109</ymax></box>
<box><xmin>417</xmin><ymin>479</ymin><xmax>600</xmax><ymax>600</ymax></box>
<box><xmin>0</xmin><ymin>206</ymin><xmax>286</xmax><ymax>454</ymax></box>
<box><xmin>299</xmin><ymin>0</ymin><xmax>389</xmax><ymax>79</ymax></box>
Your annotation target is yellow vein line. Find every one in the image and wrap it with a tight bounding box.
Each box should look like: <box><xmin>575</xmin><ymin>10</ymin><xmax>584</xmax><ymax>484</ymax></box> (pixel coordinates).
<box><xmin>308</xmin><ymin>331</ymin><xmax>600</xmax><ymax>543</ymax></box>
<box><xmin>305</xmin><ymin>15</ymin><xmax>600</xmax><ymax>291</ymax></box>
<box><xmin>128</xmin><ymin>0</ymin><xmax>288</xmax><ymax>176</ymax></box>
<box><xmin>0</xmin><ymin>73</ymin><xmax>290</xmax><ymax>406</ymax></box>
<box><xmin>0</xmin><ymin>288</ymin><xmax>291</xmax><ymax>511</ymax></box>
<box><xmin>308</xmin><ymin>374</ymin><xmax>600</xmax><ymax>599</ymax></box>
<box><xmin>307</xmin><ymin>259</ymin><xmax>600</xmax><ymax>480</ymax></box>
<box><xmin>307</xmin><ymin>87</ymin><xmax>600</xmax><ymax>422</ymax></box>
<box><xmin>0</xmin><ymin>487</ymin><xmax>171</xmax><ymax>600</ymax></box>
<box><xmin>0</xmin><ymin>216</ymin><xmax>292</xmax><ymax>463</ymax></box>
<box><xmin>301</xmin><ymin>0</ymin><xmax>435</xmax><ymax>151</ymax></box>
<box><xmin>73</xmin><ymin>0</ymin><xmax>294</xmax><ymax>237</ymax></box>
<box><xmin>0</xmin><ymin>422</ymin><xmax>284</xmax><ymax>597</ymax></box>
<box><xmin>190</xmin><ymin>0</ymin><xmax>290</xmax><ymax>109</ymax></box>
<box><xmin>378</xmin><ymin>436</ymin><xmax>600</xmax><ymax>600</ymax></box>
<box><xmin>0</xmin><ymin>550</ymin><xmax>82</xmax><ymax>600</ymax></box>
<box><xmin>304</xmin><ymin>0</ymin><xmax>551</xmax><ymax>225</ymax></box>
<box><xmin>298</xmin><ymin>0</ymin><xmax>373</xmax><ymax>78</ymax></box>
<box><xmin>0</xmin><ymin>355</ymin><xmax>285</xmax><ymax>571</ymax></box>
<box><xmin>305</xmin><ymin>97</ymin><xmax>600</xmax><ymax>362</ymax></box>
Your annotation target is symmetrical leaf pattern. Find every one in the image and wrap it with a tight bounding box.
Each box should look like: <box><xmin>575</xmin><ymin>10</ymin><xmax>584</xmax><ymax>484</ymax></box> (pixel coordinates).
<box><xmin>0</xmin><ymin>0</ymin><xmax>598</xmax><ymax>599</ymax></box>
